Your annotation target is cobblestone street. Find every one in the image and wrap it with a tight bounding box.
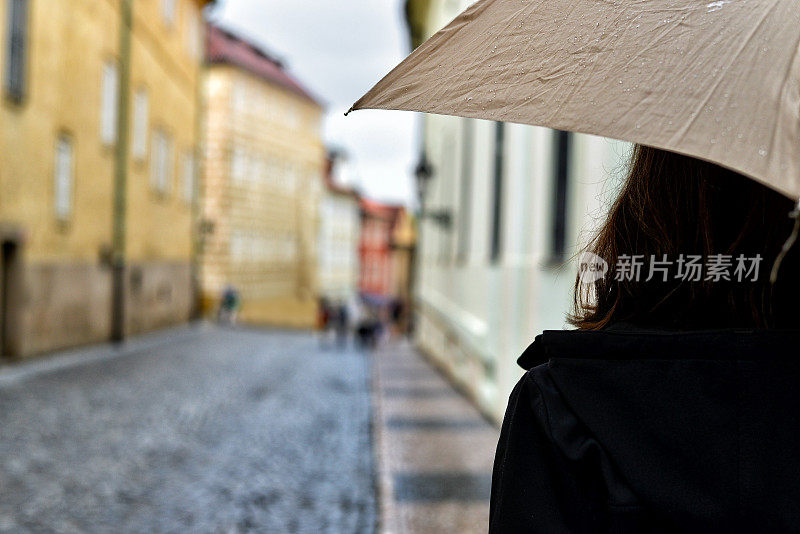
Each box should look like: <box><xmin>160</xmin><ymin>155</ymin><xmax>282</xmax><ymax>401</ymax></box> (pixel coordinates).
<box><xmin>0</xmin><ymin>326</ymin><xmax>376</xmax><ymax>533</ymax></box>
<box><xmin>0</xmin><ymin>326</ymin><xmax>501</xmax><ymax>533</ymax></box>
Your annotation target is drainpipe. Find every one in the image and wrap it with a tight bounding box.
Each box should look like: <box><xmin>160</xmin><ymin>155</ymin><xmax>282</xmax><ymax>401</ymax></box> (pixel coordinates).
<box><xmin>190</xmin><ymin>14</ymin><xmax>206</xmax><ymax>321</ymax></box>
<box><xmin>111</xmin><ymin>0</ymin><xmax>132</xmax><ymax>342</ymax></box>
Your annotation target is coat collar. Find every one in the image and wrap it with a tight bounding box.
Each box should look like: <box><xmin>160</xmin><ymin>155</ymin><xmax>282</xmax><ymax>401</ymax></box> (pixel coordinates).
<box><xmin>517</xmin><ymin>325</ymin><xmax>800</xmax><ymax>370</ymax></box>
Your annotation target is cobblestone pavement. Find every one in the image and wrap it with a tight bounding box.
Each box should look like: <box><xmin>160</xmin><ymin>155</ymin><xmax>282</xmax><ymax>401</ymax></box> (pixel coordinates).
<box><xmin>371</xmin><ymin>341</ymin><xmax>500</xmax><ymax>533</ymax></box>
<box><xmin>0</xmin><ymin>325</ymin><xmax>376</xmax><ymax>533</ymax></box>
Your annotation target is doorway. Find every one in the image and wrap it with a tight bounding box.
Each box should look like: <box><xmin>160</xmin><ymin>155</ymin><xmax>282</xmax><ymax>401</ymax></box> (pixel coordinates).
<box><xmin>0</xmin><ymin>240</ymin><xmax>20</xmax><ymax>359</ymax></box>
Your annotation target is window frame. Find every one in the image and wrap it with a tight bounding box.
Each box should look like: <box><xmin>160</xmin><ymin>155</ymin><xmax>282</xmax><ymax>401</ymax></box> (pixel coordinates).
<box><xmin>4</xmin><ymin>0</ymin><xmax>28</xmax><ymax>103</ymax></box>
<box><xmin>132</xmin><ymin>87</ymin><xmax>149</xmax><ymax>160</ymax></box>
<box><xmin>230</xmin><ymin>145</ymin><xmax>247</xmax><ymax>184</ymax></box>
<box><xmin>150</xmin><ymin>128</ymin><xmax>174</xmax><ymax>195</ymax></box>
<box><xmin>456</xmin><ymin>119</ymin><xmax>474</xmax><ymax>265</ymax></box>
<box><xmin>184</xmin><ymin>3</ymin><xmax>201</xmax><ymax>58</ymax></box>
<box><xmin>100</xmin><ymin>60</ymin><xmax>119</xmax><ymax>146</ymax></box>
<box><xmin>551</xmin><ymin>130</ymin><xmax>572</xmax><ymax>262</ymax></box>
<box><xmin>181</xmin><ymin>149</ymin><xmax>196</xmax><ymax>204</ymax></box>
<box><xmin>489</xmin><ymin>121</ymin><xmax>505</xmax><ymax>264</ymax></box>
<box><xmin>54</xmin><ymin>133</ymin><xmax>75</xmax><ymax>222</ymax></box>
<box><xmin>161</xmin><ymin>0</ymin><xmax>177</xmax><ymax>29</ymax></box>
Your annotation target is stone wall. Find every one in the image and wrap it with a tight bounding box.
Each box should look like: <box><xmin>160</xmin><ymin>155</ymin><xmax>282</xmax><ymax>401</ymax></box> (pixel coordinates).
<box><xmin>12</xmin><ymin>261</ymin><xmax>192</xmax><ymax>358</ymax></box>
<box><xmin>125</xmin><ymin>262</ymin><xmax>193</xmax><ymax>337</ymax></box>
<box><xmin>20</xmin><ymin>263</ymin><xmax>112</xmax><ymax>356</ymax></box>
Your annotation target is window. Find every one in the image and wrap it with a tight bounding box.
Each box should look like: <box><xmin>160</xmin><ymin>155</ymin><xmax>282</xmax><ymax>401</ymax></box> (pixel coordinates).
<box><xmin>456</xmin><ymin>119</ymin><xmax>474</xmax><ymax>264</ymax></box>
<box><xmin>132</xmin><ymin>89</ymin><xmax>149</xmax><ymax>160</ymax></box>
<box><xmin>252</xmin><ymin>155</ymin><xmax>266</xmax><ymax>184</ymax></box>
<box><xmin>151</xmin><ymin>129</ymin><xmax>174</xmax><ymax>193</ymax></box>
<box><xmin>185</xmin><ymin>5</ymin><xmax>201</xmax><ymax>58</ymax></box>
<box><xmin>231</xmin><ymin>146</ymin><xmax>247</xmax><ymax>183</ymax></box>
<box><xmin>440</xmin><ymin>137</ymin><xmax>456</xmax><ymax>265</ymax></box>
<box><xmin>54</xmin><ymin>135</ymin><xmax>74</xmax><ymax>220</ymax></box>
<box><xmin>551</xmin><ymin>130</ymin><xmax>572</xmax><ymax>260</ymax></box>
<box><xmin>276</xmin><ymin>161</ymin><xmax>288</xmax><ymax>189</ymax></box>
<box><xmin>181</xmin><ymin>150</ymin><xmax>195</xmax><ymax>203</ymax></box>
<box><xmin>489</xmin><ymin>122</ymin><xmax>505</xmax><ymax>263</ymax></box>
<box><xmin>232</xmin><ymin>80</ymin><xmax>246</xmax><ymax>114</ymax></box>
<box><xmin>4</xmin><ymin>0</ymin><xmax>28</xmax><ymax>102</ymax></box>
<box><xmin>286</xmin><ymin>105</ymin><xmax>300</xmax><ymax>129</ymax></box>
<box><xmin>100</xmin><ymin>61</ymin><xmax>119</xmax><ymax>145</ymax></box>
<box><xmin>281</xmin><ymin>234</ymin><xmax>297</xmax><ymax>262</ymax></box>
<box><xmin>161</xmin><ymin>0</ymin><xmax>177</xmax><ymax>28</ymax></box>
<box><xmin>285</xmin><ymin>164</ymin><xmax>297</xmax><ymax>192</ymax></box>
<box><xmin>230</xmin><ymin>230</ymin><xmax>246</xmax><ymax>260</ymax></box>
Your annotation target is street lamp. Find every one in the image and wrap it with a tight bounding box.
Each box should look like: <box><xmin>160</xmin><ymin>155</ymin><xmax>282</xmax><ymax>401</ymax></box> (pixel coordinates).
<box><xmin>414</xmin><ymin>152</ymin><xmax>433</xmax><ymax>204</ymax></box>
<box><xmin>414</xmin><ymin>152</ymin><xmax>451</xmax><ymax>229</ymax></box>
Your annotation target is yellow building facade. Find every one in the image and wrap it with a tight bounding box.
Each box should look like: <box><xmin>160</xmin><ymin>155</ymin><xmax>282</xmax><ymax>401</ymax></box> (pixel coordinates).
<box><xmin>201</xmin><ymin>24</ymin><xmax>325</xmax><ymax>328</ymax></box>
<box><xmin>0</xmin><ymin>0</ymin><xmax>210</xmax><ymax>357</ymax></box>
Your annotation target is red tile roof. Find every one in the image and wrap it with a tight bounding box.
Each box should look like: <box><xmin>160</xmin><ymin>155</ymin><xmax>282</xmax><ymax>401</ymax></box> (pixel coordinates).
<box><xmin>206</xmin><ymin>23</ymin><xmax>321</xmax><ymax>106</ymax></box>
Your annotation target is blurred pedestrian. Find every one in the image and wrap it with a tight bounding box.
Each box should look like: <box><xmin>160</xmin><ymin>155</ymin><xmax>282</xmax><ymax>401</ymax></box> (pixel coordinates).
<box><xmin>335</xmin><ymin>303</ymin><xmax>349</xmax><ymax>348</ymax></box>
<box><xmin>317</xmin><ymin>297</ymin><xmax>333</xmax><ymax>348</ymax></box>
<box><xmin>355</xmin><ymin>312</ymin><xmax>380</xmax><ymax>350</ymax></box>
<box><xmin>389</xmin><ymin>298</ymin><xmax>405</xmax><ymax>336</ymax></box>
<box><xmin>217</xmin><ymin>285</ymin><xmax>240</xmax><ymax>326</ymax></box>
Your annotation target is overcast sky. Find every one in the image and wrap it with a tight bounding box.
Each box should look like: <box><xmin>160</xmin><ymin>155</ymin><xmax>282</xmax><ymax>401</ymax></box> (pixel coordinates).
<box><xmin>210</xmin><ymin>0</ymin><xmax>418</xmax><ymax>206</ymax></box>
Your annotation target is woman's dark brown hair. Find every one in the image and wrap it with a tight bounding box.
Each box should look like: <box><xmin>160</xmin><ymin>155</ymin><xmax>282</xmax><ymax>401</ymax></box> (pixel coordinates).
<box><xmin>570</xmin><ymin>144</ymin><xmax>800</xmax><ymax>330</ymax></box>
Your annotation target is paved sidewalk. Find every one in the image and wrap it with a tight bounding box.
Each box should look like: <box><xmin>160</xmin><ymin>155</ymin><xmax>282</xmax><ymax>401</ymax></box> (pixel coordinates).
<box><xmin>372</xmin><ymin>341</ymin><xmax>500</xmax><ymax>533</ymax></box>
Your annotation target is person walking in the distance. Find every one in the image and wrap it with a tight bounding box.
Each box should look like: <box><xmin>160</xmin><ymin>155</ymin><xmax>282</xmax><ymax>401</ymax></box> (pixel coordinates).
<box><xmin>217</xmin><ymin>285</ymin><xmax>240</xmax><ymax>326</ymax></box>
<box><xmin>335</xmin><ymin>303</ymin><xmax>349</xmax><ymax>348</ymax></box>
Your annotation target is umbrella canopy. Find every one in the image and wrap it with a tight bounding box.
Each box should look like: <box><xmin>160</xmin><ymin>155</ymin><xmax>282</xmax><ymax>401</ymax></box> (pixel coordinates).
<box><xmin>349</xmin><ymin>0</ymin><xmax>800</xmax><ymax>200</ymax></box>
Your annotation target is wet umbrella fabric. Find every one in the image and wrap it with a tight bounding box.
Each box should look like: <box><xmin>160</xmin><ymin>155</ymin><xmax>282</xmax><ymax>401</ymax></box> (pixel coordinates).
<box><xmin>350</xmin><ymin>0</ymin><xmax>800</xmax><ymax>200</ymax></box>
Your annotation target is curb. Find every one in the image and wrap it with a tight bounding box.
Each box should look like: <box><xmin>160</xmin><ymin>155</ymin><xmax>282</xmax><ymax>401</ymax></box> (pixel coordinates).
<box><xmin>0</xmin><ymin>321</ymin><xmax>211</xmax><ymax>387</ymax></box>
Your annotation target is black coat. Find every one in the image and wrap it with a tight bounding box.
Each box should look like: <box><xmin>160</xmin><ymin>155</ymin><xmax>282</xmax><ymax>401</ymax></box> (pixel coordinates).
<box><xmin>490</xmin><ymin>326</ymin><xmax>800</xmax><ymax>533</ymax></box>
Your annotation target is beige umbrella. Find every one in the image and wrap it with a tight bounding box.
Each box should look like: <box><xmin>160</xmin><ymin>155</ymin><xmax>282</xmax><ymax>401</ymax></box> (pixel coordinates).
<box><xmin>349</xmin><ymin>0</ymin><xmax>800</xmax><ymax>201</ymax></box>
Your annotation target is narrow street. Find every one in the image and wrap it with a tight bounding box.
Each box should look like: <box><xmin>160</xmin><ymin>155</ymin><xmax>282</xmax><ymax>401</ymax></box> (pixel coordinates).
<box><xmin>0</xmin><ymin>326</ymin><xmax>376</xmax><ymax>533</ymax></box>
<box><xmin>0</xmin><ymin>326</ymin><xmax>500</xmax><ymax>533</ymax></box>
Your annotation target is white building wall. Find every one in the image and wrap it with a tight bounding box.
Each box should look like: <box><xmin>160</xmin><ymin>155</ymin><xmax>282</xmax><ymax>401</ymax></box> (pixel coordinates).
<box><xmin>317</xmin><ymin>193</ymin><xmax>361</xmax><ymax>302</ymax></box>
<box><xmin>412</xmin><ymin>0</ymin><xmax>633</xmax><ymax>421</ymax></box>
